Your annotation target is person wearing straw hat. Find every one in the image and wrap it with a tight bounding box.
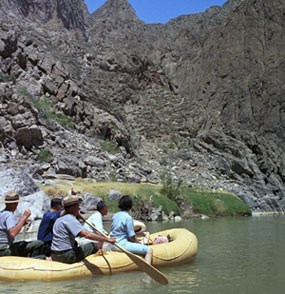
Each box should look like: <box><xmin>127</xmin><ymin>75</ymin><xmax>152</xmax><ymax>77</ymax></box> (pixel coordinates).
<box><xmin>0</xmin><ymin>192</ymin><xmax>44</xmax><ymax>257</ymax></box>
<box><xmin>51</xmin><ymin>195</ymin><xmax>115</xmax><ymax>264</ymax></box>
<box><xmin>133</xmin><ymin>220</ymin><xmax>150</xmax><ymax>245</ymax></box>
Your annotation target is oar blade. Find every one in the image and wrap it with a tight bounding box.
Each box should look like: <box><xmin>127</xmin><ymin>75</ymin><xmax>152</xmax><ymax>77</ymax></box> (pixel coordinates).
<box><xmin>127</xmin><ymin>253</ymin><xmax>168</xmax><ymax>285</ymax></box>
<box><xmin>115</xmin><ymin>243</ymin><xmax>168</xmax><ymax>285</ymax></box>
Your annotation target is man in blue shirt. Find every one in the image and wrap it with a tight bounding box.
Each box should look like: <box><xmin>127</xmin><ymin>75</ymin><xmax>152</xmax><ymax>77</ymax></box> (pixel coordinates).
<box><xmin>0</xmin><ymin>192</ymin><xmax>44</xmax><ymax>257</ymax></box>
<box><xmin>37</xmin><ymin>197</ymin><xmax>63</xmax><ymax>259</ymax></box>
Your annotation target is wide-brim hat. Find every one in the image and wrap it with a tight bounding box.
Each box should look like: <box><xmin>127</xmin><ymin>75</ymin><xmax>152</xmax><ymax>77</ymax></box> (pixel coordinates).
<box><xmin>134</xmin><ymin>220</ymin><xmax>146</xmax><ymax>234</ymax></box>
<box><xmin>1</xmin><ymin>192</ymin><xmax>20</xmax><ymax>203</ymax></box>
<box><xmin>63</xmin><ymin>195</ymin><xmax>80</xmax><ymax>207</ymax></box>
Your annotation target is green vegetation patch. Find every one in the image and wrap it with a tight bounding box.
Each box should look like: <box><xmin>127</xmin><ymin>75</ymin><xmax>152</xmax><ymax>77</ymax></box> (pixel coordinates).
<box><xmin>39</xmin><ymin>179</ymin><xmax>251</xmax><ymax>217</ymax></box>
<box><xmin>33</xmin><ymin>96</ymin><xmax>74</xmax><ymax>129</ymax></box>
<box><xmin>99</xmin><ymin>140</ymin><xmax>119</xmax><ymax>154</ymax></box>
<box><xmin>149</xmin><ymin>192</ymin><xmax>180</xmax><ymax>215</ymax></box>
<box><xmin>17</xmin><ymin>90</ymin><xmax>74</xmax><ymax>129</ymax></box>
<box><xmin>0</xmin><ymin>71</ymin><xmax>15</xmax><ymax>82</ymax></box>
<box><xmin>184</xmin><ymin>188</ymin><xmax>251</xmax><ymax>216</ymax></box>
<box><xmin>40</xmin><ymin>180</ymin><xmax>179</xmax><ymax>215</ymax></box>
<box><xmin>36</xmin><ymin>148</ymin><xmax>53</xmax><ymax>163</ymax></box>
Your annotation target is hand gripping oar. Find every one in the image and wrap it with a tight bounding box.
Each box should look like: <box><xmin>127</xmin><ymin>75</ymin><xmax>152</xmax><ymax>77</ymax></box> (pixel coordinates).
<box><xmin>79</xmin><ymin>215</ymin><xmax>168</xmax><ymax>285</ymax></box>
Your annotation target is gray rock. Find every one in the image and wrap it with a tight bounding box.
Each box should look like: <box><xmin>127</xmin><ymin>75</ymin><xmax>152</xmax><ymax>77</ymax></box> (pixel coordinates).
<box><xmin>80</xmin><ymin>193</ymin><xmax>101</xmax><ymax>212</ymax></box>
<box><xmin>0</xmin><ymin>169</ymin><xmax>39</xmax><ymax>197</ymax></box>
<box><xmin>84</xmin><ymin>156</ymin><xmax>107</xmax><ymax>167</ymax></box>
<box><xmin>16</xmin><ymin>190</ymin><xmax>50</xmax><ymax>220</ymax></box>
<box><xmin>108</xmin><ymin>190</ymin><xmax>121</xmax><ymax>201</ymax></box>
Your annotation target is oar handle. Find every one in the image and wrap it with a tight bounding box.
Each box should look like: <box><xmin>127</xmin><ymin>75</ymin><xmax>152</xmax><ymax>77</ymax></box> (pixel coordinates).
<box><xmin>79</xmin><ymin>215</ymin><xmax>107</xmax><ymax>237</ymax></box>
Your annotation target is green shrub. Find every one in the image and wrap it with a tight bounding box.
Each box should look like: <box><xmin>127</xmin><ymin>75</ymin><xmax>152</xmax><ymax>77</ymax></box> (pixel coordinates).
<box><xmin>0</xmin><ymin>71</ymin><xmax>15</xmax><ymax>82</ymax></box>
<box><xmin>55</xmin><ymin>113</ymin><xmax>75</xmax><ymax>128</ymax></box>
<box><xmin>33</xmin><ymin>96</ymin><xmax>53</xmax><ymax>117</ymax></box>
<box><xmin>36</xmin><ymin>148</ymin><xmax>53</xmax><ymax>163</ymax></box>
<box><xmin>33</xmin><ymin>96</ymin><xmax>74</xmax><ymax>129</ymax></box>
<box><xmin>160</xmin><ymin>172</ymin><xmax>183</xmax><ymax>201</ymax></box>
<box><xmin>18</xmin><ymin>86</ymin><xmax>32</xmax><ymax>98</ymax></box>
<box><xmin>150</xmin><ymin>192</ymin><xmax>180</xmax><ymax>215</ymax></box>
<box><xmin>100</xmin><ymin>140</ymin><xmax>119</xmax><ymax>154</ymax></box>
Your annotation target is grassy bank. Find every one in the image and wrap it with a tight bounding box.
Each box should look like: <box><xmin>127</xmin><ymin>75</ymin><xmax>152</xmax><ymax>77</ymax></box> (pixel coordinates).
<box><xmin>40</xmin><ymin>178</ymin><xmax>251</xmax><ymax>217</ymax></box>
<box><xmin>183</xmin><ymin>188</ymin><xmax>251</xmax><ymax>216</ymax></box>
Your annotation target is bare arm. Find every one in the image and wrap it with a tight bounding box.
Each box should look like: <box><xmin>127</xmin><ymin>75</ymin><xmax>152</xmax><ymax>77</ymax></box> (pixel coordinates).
<box><xmin>136</xmin><ymin>231</ymin><xmax>147</xmax><ymax>237</ymax></box>
<box><xmin>9</xmin><ymin>209</ymin><xmax>31</xmax><ymax>239</ymax></box>
<box><xmin>79</xmin><ymin>229</ymin><xmax>115</xmax><ymax>244</ymax></box>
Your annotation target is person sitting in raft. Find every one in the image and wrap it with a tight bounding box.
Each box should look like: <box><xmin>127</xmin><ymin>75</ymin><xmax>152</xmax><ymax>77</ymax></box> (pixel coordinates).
<box><xmin>51</xmin><ymin>195</ymin><xmax>115</xmax><ymax>264</ymax></box>
<box><xmin>0</xmin><ymin>192</ymin><xmax>44</xmax><ymax>257</ymax></box>
<box><xmin>79</xmin><ymin>200</ymin><xmax>108</xmax><ymax>247</ymax></box>
<box><xmin>133</xmin><ymin>220</ymin><xmax>150</xmax><ymax>245</ymax></box>
<box><xmin>109</xmin><ymin>195</ymin><xmax>153</xmax><ymax>265</ymax></box>
<box><xmin>37</xmin><ymin>197</ymin><xmax>63</xmax><ymax>259</ymax></box>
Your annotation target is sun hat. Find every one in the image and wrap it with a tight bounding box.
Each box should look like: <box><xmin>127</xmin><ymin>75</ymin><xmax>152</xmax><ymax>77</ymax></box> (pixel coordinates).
<box><xmin>133</xmin><ymin>220</ymin><xmax>146</xmax><ymax>234</ymax></box>
<box><xmin>63</xmin><ymin>195</ymin><xmax>80</xmax><ymax>208</ymax></box>
<box><xmin>1</xmin><ymin>192</ymin><xmax>20</xmax><ymax>203</ymax></box>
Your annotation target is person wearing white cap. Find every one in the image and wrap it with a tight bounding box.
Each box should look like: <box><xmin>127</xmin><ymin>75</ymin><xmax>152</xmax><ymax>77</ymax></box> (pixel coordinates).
<box><xmin>0</xmin><ymin>192</ymin><xmax>44</xmax><ymax>257</ymax></box>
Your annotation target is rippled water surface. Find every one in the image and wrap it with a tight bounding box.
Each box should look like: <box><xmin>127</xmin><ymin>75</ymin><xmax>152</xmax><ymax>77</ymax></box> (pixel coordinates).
<box><xmin>1</xmin><ymin>215</ymin><xmax>284</xmax><ymax>294</ymax></box>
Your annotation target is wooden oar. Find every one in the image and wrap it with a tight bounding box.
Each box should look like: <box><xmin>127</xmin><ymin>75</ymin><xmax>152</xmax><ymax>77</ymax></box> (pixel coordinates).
<box><xmin>79</xmin><ymin>215</ymin><xmax>168</xmax><ymax>285</ymax></box>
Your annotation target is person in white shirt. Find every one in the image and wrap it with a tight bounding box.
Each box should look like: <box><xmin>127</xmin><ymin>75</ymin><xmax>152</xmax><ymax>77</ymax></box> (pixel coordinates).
<box><xmin>78</xmin><ymin>200</ymin><xmax>108</xmax><ymax>247</ymax></box>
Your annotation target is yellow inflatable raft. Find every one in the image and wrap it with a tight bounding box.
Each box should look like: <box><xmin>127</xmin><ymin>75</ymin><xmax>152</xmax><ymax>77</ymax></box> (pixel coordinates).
<box><xmin>0</xmin><ymin>228</ymin><xmax>198</xmax><ymax>281</ymax></box>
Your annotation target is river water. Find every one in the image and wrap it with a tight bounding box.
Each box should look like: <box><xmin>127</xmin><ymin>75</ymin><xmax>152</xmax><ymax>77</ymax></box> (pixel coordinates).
<box><xmin>0</xmin><ymin>215</ymin><xmax>284</xmax><ymax>294</ymax></box>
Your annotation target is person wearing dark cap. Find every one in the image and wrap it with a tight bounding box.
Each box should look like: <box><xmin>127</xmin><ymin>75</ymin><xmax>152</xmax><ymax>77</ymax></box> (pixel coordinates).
<box><xmin>79</xmin><ymin>200</ymin><xmax>108</xmax><ymax>247</ymax></box>
<box><xmin>0</xmin><ymin>192</ymin><xmax>44</xmax><ymax>257</ymax></box>
<box><xmin>83</xmin><ymin>200</ymin><xmax>108</xmax><ymax>235</ymax></box>
<box><xmin>51</xmin><ymin>195</ymin><xmax>115</xmax><ymax>264</ymax></box>
<box><xmin>37</xmin><ymin>197</ymin><xmax>63</xmax><ymax>259</ymax></box>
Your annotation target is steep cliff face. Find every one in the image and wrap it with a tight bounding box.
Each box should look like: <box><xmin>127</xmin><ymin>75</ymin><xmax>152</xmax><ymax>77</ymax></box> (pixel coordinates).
<box><xmin>174</xmin><ymin>0</ymin><xmax>285</xmax><ymax>138</ymax></box>
<box><xmin>0</xmin><ymin>0</ymin><xmax>285</xmax><ymax>212</ymax></box>
<box><xmin>152</xmin><ymin>0</ymin><xmax>285</xmax><ymax>211</ymax></box>
<box><xmin>0</xmin><ymin>0</ymin><xmax>90</xmax><ymax>34</ymax></box>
